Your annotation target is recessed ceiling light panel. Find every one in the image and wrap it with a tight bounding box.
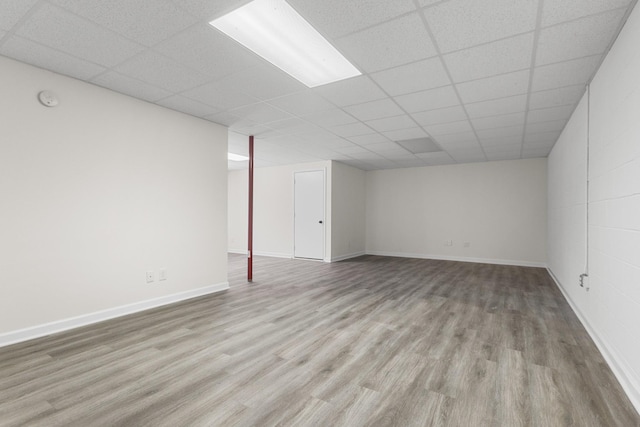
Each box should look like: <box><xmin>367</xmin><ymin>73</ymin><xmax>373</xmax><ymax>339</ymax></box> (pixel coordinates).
<box><xmin>210</xmin><ymin>0</ymin><xmax>361</xmax><ymax>88</ymax></box>
<box><xmin>396</xmin><ymin>137</ymin><xmax>441</xmax><ymax>154</ymax></box>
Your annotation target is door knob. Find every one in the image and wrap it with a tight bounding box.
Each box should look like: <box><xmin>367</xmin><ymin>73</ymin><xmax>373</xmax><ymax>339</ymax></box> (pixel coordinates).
<box><xmin>319</xmin><ymin>220</ymin><xmax>323</xmax><ymax>224</ymax></box>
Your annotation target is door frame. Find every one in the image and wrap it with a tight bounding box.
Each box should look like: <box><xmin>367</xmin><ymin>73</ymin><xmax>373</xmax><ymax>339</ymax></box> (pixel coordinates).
<box><xmin>293</xmin><ymin>168</ymin><xmax>326</xmax><ymax>261</ymax></box>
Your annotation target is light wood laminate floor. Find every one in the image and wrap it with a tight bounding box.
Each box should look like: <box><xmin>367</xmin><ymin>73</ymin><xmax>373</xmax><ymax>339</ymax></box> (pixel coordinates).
<box><xmin>1</xmin><ymin>254</ymin><xmax>638</xmax><ymax>426</ymax></box>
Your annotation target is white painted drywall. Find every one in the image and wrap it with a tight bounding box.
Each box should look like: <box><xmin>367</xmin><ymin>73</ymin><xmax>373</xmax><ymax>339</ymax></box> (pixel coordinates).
<box><xmin>0</xmin><ymin>56</ymin><xmax>228</xmax><ymax>338</ymax></box>
<box><xmin>548</xmin><ymin>3</ymin><xmax>640</xmax><ymax>410</ymax></box>
<box><xmin>331</xmin><ymin>161</ymin><xmax>366</xmax><ymax>261</ymax></box>
<box><xmin>227</xmin><ymin>160</ymin><xmax>332</xmax><ymax>260</ymax></box>
<box><xmin>365</xmin><ymin>158</ymin><xmax>547</xmax><ymax>266</ymax></box>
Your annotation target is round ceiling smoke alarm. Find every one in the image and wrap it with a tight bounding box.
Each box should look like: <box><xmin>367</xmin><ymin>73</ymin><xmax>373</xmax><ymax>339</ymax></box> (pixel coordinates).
<box><xmin>38</xmin><ymin>90</ymin><xmax>59</xmax><ymax>107</ymax></box>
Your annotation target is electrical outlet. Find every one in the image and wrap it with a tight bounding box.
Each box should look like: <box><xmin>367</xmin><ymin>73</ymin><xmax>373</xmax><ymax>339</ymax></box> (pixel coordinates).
<box><xmin>159</xmin><ymin>268</ymin><xmax>167</xmax><ymax>281</ymax></box>
<box><xmin>146</xmin><ymin>271</ymin><xmax>155</xmax><ymax>283</ymax></box>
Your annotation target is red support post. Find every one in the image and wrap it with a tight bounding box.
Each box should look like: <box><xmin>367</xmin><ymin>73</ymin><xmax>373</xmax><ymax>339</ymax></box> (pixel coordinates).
<box><xmin>248</xmin><ymin>135</ymin><xmax>254</xmax><ymax>282</ymax></box>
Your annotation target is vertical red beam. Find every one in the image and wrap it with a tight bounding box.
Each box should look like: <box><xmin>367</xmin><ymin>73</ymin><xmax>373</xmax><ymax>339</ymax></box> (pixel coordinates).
<box><xmin>248</xmin><ymin>135</ymin><xmax>254</xmax><ymax>282</ymax></box>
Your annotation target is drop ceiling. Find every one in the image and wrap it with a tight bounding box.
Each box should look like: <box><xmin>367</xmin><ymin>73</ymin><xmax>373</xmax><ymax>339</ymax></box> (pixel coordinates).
<box><xmin>0</xmin><ymin>0</ymin><xmax>636</xmax><ymax>170</ymax></box>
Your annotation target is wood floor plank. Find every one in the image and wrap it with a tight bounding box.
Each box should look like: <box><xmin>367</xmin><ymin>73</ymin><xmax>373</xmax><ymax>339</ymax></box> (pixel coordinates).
<box><xmin>0</xmin><ymin>254</ymin><xmax>638</xmax><ymax>426</ymax></box>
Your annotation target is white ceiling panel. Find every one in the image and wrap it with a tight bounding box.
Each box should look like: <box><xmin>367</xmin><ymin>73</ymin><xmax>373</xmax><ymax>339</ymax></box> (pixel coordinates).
<box><xmin>348</xmin><ymin>133</ymin><xmax>392</xmax><ymax>145</ymax></box>
<box><xmin>0</xmin><ymin>0</ymin><xmax>38</xmax><ymax>31</ymax></box>
<box><xmin>267</xmin><ymin>91</ymin><xmax>335</xmax><ymax>116</ymax></box>
<box><xmin>465</xmin><ymin>94</ymin><xmax>528</xmax><ymax>119</ymax></box>
<box><xmin>471</xmin><ymin>112</ymin><xmax>526</xmax><ymax>130</ymax></box>
<box><xmin>528</xmin><ymin>85</ymin><xmax>585</xmax><ymax>109</ymax></box>
<box><xmin>92</xmin><ymin>71</ymin><xmax>172</xmax><ymax>102</ymax></box>
<box><xmin>1</xmin><ymin>35</ymin><xmax>106</xmax><ymax>81</ymax></box>
<box><xmin>154</xmin><ymin>24</ymin><xmax>259</xmax><ymax>79</ymax></box>
<box><xmin>411</xmin><ymin>106</ymin><xmax>468</xmax><ymax>126</ymax></box>
<box><xmin>50</xmin><ymin>0</ymin><xmax>197</xmax><ymax>47</ymax></box>
<box><xmin>457</xmin><ymin>70</ymin><xmax>530</xmax><ymax>104</ymax></box>
<box><xmin>424</xmin><ymin>120</ymin><xmax>474</xmax><ymax>136</ymax></box>
<box><xmin>526</xmin><ymin>120</ymin><xmax>568</xmax><ymax>133</ymax></box>
<box><xmin>531</xmin><ymin>55</ymin><xmax>602</xmax><ymax>91</ymax></box>
<box><xmin>344</xmin><ymin>98</ymin><xmax>404</xmax><ymax>122</ymax></box>
<box><xmin>288</xmin><ymin>0</ymin><xmax>417</xmax><ymax>38</ymax></box>
<box><xmin>115</xmin><ymin>50</ymin><xmax>211</xmax><ymax>93</ymax></box>
<box><xmin>536</xmin><ymin>9</ymin><xmax>626</xmax><ymax>66</ymax></box>
<box><xmin>424</xmin><ymin>0</ymin><xmax>538</xmax><ymax>53</ymax></box>
<box><xmin>302</xmin><ymin>109</ymin><xmax>358</xmax><ymax>127</ymax></box>
<box><xmin>371</xmin><ymin>58</ymin><xmax>450</xmax><ymax>96</ymax></box>
<box><xmin>444</xmin><ymin>33</ymin><xmax>534</xmax><ymax>83</ymax></box>
<box><xmin>542</xmin><ymin>0</ymin><xmax>631</xmax><ymax>27</ymax></box>
<box><xmin>313</xmin><ymin>76</ymin><xmax>386</xmax><ymax>107</ymax></box>
<box><xmin>383</xmin><ymin>127</ymin><xmax>429</xmax><ymax>141</ymax></box>
<box><xmin>527</xmin><ymin>105</ymin><xmax>575</xmax><ymax>123</ymax></box>
<box><xmin>15</xmin><ymin>3</ymin><xmax>144</xmax><ymax>67</ymax></box>
<box><xmin>229</xmin><ymin>102</ymin><xmax>293</xmax><ymax>124</ymax></box>
<box><xmin>1</xmin><ymin>0</ymin><xmax>634</xmax><ymax>170</ymax></box>
<box><xmin>366</xmin><ymin>115</ymin><xmax>417</xmax><ymax>132</ymax></box>
<box><xmin>336</xmin><ymin>13</ymin><xmax>437</xmax><ymax>73</ymax></box>
<box><xmin>329</xmin><ymin>122</ymin><xmax>375</xmax><ymax>138</ymax></box>
<box><xmin>394</xmin><ymin>85</ymin><xmax>460</xmax><ymax>113</ymax></box>
<box><xmin>486</xmin><ymin>152</ymin><xmax>521</xmax><ymax>161</ymax></box>
<box><xmin>157</xmin><ymin>95</ymin><xmax>221</xmax><ymax>118</ymax></box>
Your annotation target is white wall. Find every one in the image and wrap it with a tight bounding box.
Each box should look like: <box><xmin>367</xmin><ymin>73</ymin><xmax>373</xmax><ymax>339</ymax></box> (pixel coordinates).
<box><xmin>228</xmin><ymin>160</ymin><xmax>332</xmax><ymax>260</ymax></box>
<box><xmin>331</xmin><ymin>161</ymin><xmax>366</xmax><ymax>261</ymax></box>
<box><xmin>0</xmin><ymin>56</ymin><xmax>228</xmax><ymax>344</ymax></box>
<box><xmin>548</xmin><ymin>3</ymin><xmax>640</xmax><ymax>410</ymax></box>
<box><xmin>366</xmin><ymin>158</ymin><xmax>547</xmax><ymax>266</ymax></box>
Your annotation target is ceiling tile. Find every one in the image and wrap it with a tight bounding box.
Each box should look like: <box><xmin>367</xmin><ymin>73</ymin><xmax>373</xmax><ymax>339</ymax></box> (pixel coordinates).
<box><xmin>267</xmin><ymin>91</ymin><xmax>335</xmax><ymax>116</ymax></box>
<box><xmin>483</xmin><ymin>144</ymin><xmax>522</xmax><ymax>154</ymax></box>
<box><xmin>486</xmin><ymin>152</ymin><xmax>521</xmax><ymax>161</ymax></box>
<box><xmin>115</xmin><ymin>50</ymin><xmax>211</xmax><ymax>93</ymax></box>
<box><xmin>302</xmin><ymin>109</ymin><xmax>358</xmax><ymax>127</ymax></box>
<box><xmin>314</xmin><ymin>76</ymin><xmax>387</xmax><ymax>107</ymax></box>
<box><xmin>92</xmin><ymin>71</ymin><xmax>172</xmax><ymax>102</ymax></box>
<box><xmin>531</xmin><ymin>55</ymin><xmax>601</xmax><ymax>91</ymax></box>
<box><xmin>366</xmin><ymin>141</ymin><xmax>406</xmax><ymax>152</ymax></box>
<box><xmin>170</xmin><ymin>0</ymin><xmax>253</xmax><ymax>21</ymax></box>
<box><xmin>344</xmin><ymin>98</ymin><xmax>405</xmax><ymax>122</ymax></box>
<box><xmin>444</xmin><ymin>33</ymin><xmax>534</xmax><ymax>83</ymax></box>
<box><xmin>15</xmin><ymin>3</ymin><xmax>144</xmax><ymax>67</ymax></box>
<box><xmin>471</xmin><ymin>112</ymin><xmax>526</xmax><ymax>130</ymax></box>
<box><xmin>424</xmin><ymin>0</ymin><xmax>538</xmax><ymax>53</ymax></box>
<box><xmin>447</xmin><ymin>148</ymin><xmax>486</xmax><ymax>163</ymax></box>
<box><xmin>433</xmin><ymin>131</ymin><xmax>478</xmax><ymax>145</ymax></box>
<box><xmin>524</xmin><ymin>131</ymin><xmax>562</xmax><ymax>144</ymax></box>
<box><xmin>527</xmin><ymin>105</ymin><xmax>575</xmax><ymax>123</ymax></box>
<box><xmin>465</xmin><ymin>94</ymin><xmax>528</xmax><ymax>118</ymax></box>
<box><xmin>542</xmin><ymin>0</ymin><xmax>631</xmax><ymax>27</ymax></box>
<box><xmin>479</xmin><ymin>135</ymin><xmax>522</xmax><ymax>146</ymax></box>
<box><xmin>536</xmin><ymin>9</ymin><xmax>626</xmax><ymax>66</ymax></box>
<box><xmin>154</xmin><ymin>24</ymin><xmax>259</xmax><ymax>79</ymax></box>
<box><xmin>347</xmin><ymin>133</ymin><xmax>392</xmax><ymax>145</ymax></box>
<box><xmin>383</xmin><ymin>127</ymin><xmax>429</xmax><ymax>141</ymax></box>
<box><xmin>366</xmin><ymin>115</ymin><xmax>417</xmax><ymax>132</ymax></box>
<box><xmin>528</xmin><ymin>85</ymin><xmax>585</xmax><ymax>109</ymax></box>
<box><xmin>526</xmin><ymin>120</ymin><xmax>567</xmax><ymax>133</ymax></box>
<box><xmin>424</xmin><ymin>120</ymin><xmax>473</xmax><ymax>136</ymax></box>
<box><xmin>456</xmin><ymin>70</ymin><xmax>530</xmax><ymax>103</ymax></box>
<box><xmin>411</xmin><ymin>105</ymin><xmax>467</xmax><ymax>126</ymax></box>
<box><xmin>329</xmin><ymin>122</ymin><xmax>374</xmax><ymax>138</ymax></box>
<box><xmin>220</xmin><ymin>63</ymin><xmax>307</xmax><ymax>101</ymax></box>
<box><xmin>206</xmin><ymin>111</ymin><xmax>242</xmax><ymax>127</ymax></box>
<box><xmin>157</xmin><ymin>95</ymin><xmax>221</xmax><ymax>117</ymax></box>
<box><xmin>371</xmin><ymin>58</ymin><xmax>450</xmax><ymax>96</ymax></box>
<box><xmin>335</xmin><ymin>145</ymin><xmax>372</xmax><ymax>155</ymax></box>
<box><xmin>181</xmin><ymin>80</ymin><xmax>258</xmax><ymax>110</ymax></box>
<box><xmin>50</xmin><ymin>0</ymin><xmax>197</xmax><ymax>46</ymax></box>
<box><xmin>229</xmin><ymin>102</ymin><xmax>293</xmax><ymax>124</ymax></box>
<box><xmin>0</xmin><ymin>0</ymin><xmax>38</xmax><ymax>31</ymax></box>
<box><xmin>0</xmin><ymin>35</ymin><xmax>106</xmax><ymax>80</ymax></box>
<box><xmin>288</xmin><ymin>0</ymin><xmax>417</xmax><ymax>38</ymax></box>
<box><xmin>476</xmin><ymin>125</ymin><xmax>524</xmax><ymax>141</ymax></box>
<box><xmin>394</xmin><ymin>85</ymin><xmax>460</xmax><ymax>113</ymax></box>
<box><xmin>336</xmin><ymin>13</ymin><xmax>436</xmax><ymax>73</ymax></box>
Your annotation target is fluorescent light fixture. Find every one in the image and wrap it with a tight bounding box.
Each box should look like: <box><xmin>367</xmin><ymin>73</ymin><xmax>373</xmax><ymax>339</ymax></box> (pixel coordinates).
<box><xmin>210</xmin><ymin>0</ymin><xmax>361</xmax><ymax>87</ymax></box>
<box><xmin>228</xmin><ymin>153</ymin><xmax>249</xmax><ymax>161</ymax></box>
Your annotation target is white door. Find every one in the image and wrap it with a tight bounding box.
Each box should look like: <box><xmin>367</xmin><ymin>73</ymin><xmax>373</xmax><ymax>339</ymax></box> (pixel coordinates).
<box><xmin>294</xmin><ymin>170</ymin><xmax>325</xmax><ymax>260</ymax></box>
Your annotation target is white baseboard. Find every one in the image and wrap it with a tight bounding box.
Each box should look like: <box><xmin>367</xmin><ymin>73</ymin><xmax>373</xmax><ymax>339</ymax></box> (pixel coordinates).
<box><xmin>546</xmin><ymin>268</ymin><xmax>640</xmax><ymax>414</ymax></box>
<box><xmin>0</xmin><ymin>282</ymin><xmax>229</xmax><ymax>348</ymax></box>
<box><xmin>331</xmin><ymin>251</ymin><xmax>366</xmax><ymax>262</ymax></box>
<box><xmin>365</xmin><ymin>250</ymin><xmax>546</xmax><ymax>268</ymax></box>
<box><xmin>228</xmin><ymin>250</ymin><xmax>292</xmax><ymax>259</ymax></box>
